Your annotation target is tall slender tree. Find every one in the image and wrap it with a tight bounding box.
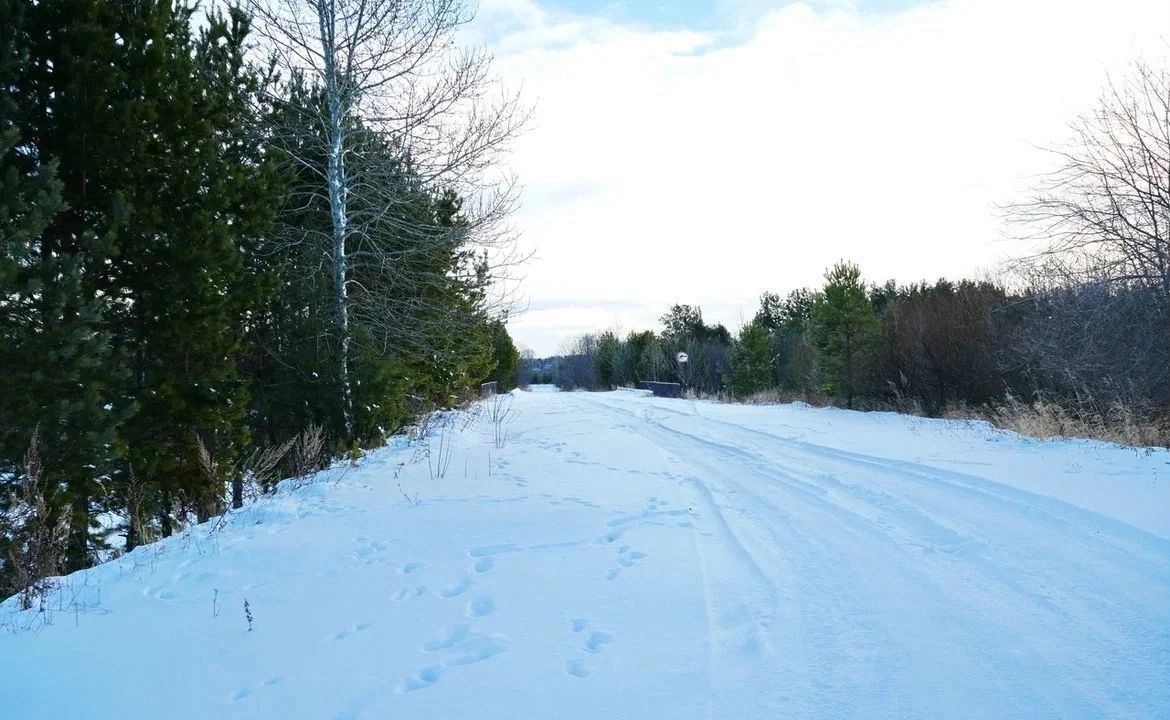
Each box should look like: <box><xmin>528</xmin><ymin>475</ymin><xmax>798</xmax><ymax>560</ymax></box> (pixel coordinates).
<box><xmin>248</xmin><ymin>0</ymin><xmax>526</xmax><ymax>440</ymax></box>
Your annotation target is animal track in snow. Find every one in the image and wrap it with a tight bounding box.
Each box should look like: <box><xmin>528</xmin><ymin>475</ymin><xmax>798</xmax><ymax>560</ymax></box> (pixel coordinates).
<box><xmin>565</xmin><ymin>658</ymin><xmax>590</xmax><ymax>678</ymax></box>
<box><xmin>231</xmin><ymin>676</ymin><xmax>283</xmax><ymax>702</ymax></box>
<box><xmin>473</xmin><ymin>556</ymin><xmax>494</xmax><ymax>573</ymax></box>
<box><xmin>326</xmin><ymin>622</ymin><xmax>371</xmax><ymax>642</ymax></box>
<box><xmin>467</xmin><ymin>596</ymin><xmax>495</xmax><ymax>617</ymax></box>
<box><xmin>584</xmin><ymin>630</ymin><xmax>615</xmax><ymax>653</ymax></box>
<box><xmin>392</xmin><ymin>585</ymin><xmax>427</xmax><ymax>602</ymax></box>
<box><xmin>618</xmin><ymin>549</ymin><xmax>647</xmax><ymax>568</ymax></box>
<box><xmin>444</xmin><ymin>635</ymin><xmax>507</xmax><ymax>666</ymax></box>
<box><xmin>397</xmin><ymin>666</ymin><xmax>441</xmax><ymax>693</ymax></box>
<box><xmin>410</xmin><ymin>624</ymin><xmax>509</xmax><ymax>690</ymax></box>
<box><xmin>570</xmin><ymin>618</ymin><xmax>588</xmax><ymax>632</ymax></box>
<box><xmin>423</xmin><ymin>624</ymin><xmax>471</xmax><ymax>652</ymax></box>
<box><xmin>400</xmin><ymin>561</ymin><xmax>424</xmax><ymax>575</ymax></box>
<box><xmin>351</xmin><ymin>537</ymin><xmax>390</xmax><ymax>565</ymax></box>
<box><xmin>438</xmin><ymin>577</ymin><xmax>472</xmax><ymax>598</ymax></box>
<box><xmin>469</xmin><ymin>543</ymin><xmax>521</xmax><ymax>557</ymax></box>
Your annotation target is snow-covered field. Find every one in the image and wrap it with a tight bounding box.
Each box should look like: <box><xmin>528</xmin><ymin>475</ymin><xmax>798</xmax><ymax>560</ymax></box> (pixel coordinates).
<box><xmin>3</xmin><ymin>388</ymin><xmax>1168</xmax><ymax>719</ymax></box>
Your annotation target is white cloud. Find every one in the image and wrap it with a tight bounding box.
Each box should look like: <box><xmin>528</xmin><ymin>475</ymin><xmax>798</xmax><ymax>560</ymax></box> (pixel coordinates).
<box><xmin>472</xmin><ymin>0</ymin><xmax>1168</xmax><ymax>355</ymax></box>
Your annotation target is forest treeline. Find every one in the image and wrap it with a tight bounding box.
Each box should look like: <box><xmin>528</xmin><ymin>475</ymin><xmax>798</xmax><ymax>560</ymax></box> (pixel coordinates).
<box><xmin>0</xmin><ymin>0</ymin><xmax>521</xmax><ymax>601</ymax></box>
<box><xmin>544</xmin><ymin>268</ymin><xmax>1166</xmax><ymax>430</ymax></box>
<box><xmin>540</xmin><ymin>59</ymin><xmax>1168</xmax><ymax>447</ymax></box>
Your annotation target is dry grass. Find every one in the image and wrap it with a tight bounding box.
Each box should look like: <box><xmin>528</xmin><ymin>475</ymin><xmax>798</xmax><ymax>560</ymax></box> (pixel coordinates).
<box><xmin>681</xmin><ymin>388</ymin><xmax>826</xmax><ymax>406</ymax></box>
<box><xmin>986</xmin><ymin>394</ymin><xmax>1169</xmax><ymax>449</ymax></box>
<box><xmin>3</xmin><ymin>429</ymin><xmax>67</xmax><ymax>610</ymax></box>
<box><xmin>682</xmin><ymin>387</ymin><xmax>1168</xmax><ymax>449</ymax></box>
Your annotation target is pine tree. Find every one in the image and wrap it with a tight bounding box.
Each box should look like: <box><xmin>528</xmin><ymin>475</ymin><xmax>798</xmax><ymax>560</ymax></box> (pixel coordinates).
<box><xmin>14</xmin><ymin>1</ymin><xmax>282</xmax><ymax>549</ymax></box>
<box><xmin>485</xmin><ymin>321</ymin><xmax>521</xmax><ymax>392</ymax></box>
<box><xmin>727</xmin><ymin>322</ymin><xmax>773</xmax><ymax>397</ymax></box>
<box><xmin>810</xmin><ymin>261</ymin><xmax>877</xmax><ymax>409</ymax></box>
<box><xmin>110</xmin><ymin>4</ymin><xmax>281</xmax><ymax>535</ymax></box>
<box><xmin>1</xmin><ymin>0</ymin><xmax>126</xmax><ymax>572</ymax></box>
<box><xmin>594</xmin><ymin>331</ymin><xmax>620</xmax><ymax>388</ymax></box>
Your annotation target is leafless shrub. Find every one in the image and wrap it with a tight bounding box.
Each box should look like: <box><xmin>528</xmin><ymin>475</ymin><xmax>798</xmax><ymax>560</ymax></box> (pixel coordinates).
<box><xmin>428</xmin><ymin>429</ymin><xmax>454</xmax><ymax>480</ymax></box>
<box><xmin>3</xmin><ymin>430</ymin><xmax>67</xmax><ymax>611</ymax></box>
<box><xmin>193</xmin><ymin>437</ymin><xmax>225</xmax><ymax>522</ymax></box>
<box><xmin>122</xmin><ymin>465</ymin><xmax>152</xmax><ymax>551</ymax></box>
<box><xmin>483</xmin><ymin>393</ymin><xmax>516</xmax><ymax>449</ymax></box>
<box><xmin>460</xmin><ymin>401</ymin><xmax>484</xmax><ymax>432</ymax></box>
<box><xmin>287</xmin><ymin>424</ymin><xmax>326</xmax><ymax>488</ymax></box>
<box><xmin>398</xmin><ymin>483</ymin><xmax>421</xmax><ymax>507</ymax></box>
<box><xmin>411</xmin><ymin>406</ymin><xmax>439</xmax><ymax>442</ymax></box>
<box><xmin>201</xmin><ymin>434</ymin><xmax>297</xmax><ymax>536</ymax></box>
<box><xmin>240</xmin><ymin>439</ymin><xmax>297</xmax><ymax>501</ymax></box>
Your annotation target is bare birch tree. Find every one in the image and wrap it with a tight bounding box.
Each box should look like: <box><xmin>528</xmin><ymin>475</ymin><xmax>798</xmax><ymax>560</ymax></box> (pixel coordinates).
<box><xmin>246</xmin><ymin>0</ymin><xmax>526</xmax><ymax>438</ymax></box>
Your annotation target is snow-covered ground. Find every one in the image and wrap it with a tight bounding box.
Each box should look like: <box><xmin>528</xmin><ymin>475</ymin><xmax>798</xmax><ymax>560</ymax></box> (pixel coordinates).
<box><xmin>3</xmin><ymin>388</ymin><xmax>1168</xmax><ymax>719</ymax></box>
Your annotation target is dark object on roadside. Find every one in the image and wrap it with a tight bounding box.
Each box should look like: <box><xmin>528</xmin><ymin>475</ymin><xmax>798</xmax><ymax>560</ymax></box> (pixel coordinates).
<box><xmin>638</xmin><ymin>381</ymin><xmax>682</xmax><ymax>398</ymax></box>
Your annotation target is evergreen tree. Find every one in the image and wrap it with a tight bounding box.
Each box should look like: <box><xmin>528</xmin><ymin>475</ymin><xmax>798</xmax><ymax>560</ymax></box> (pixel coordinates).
<box><xmin>727</xmin><ymin>322</ymin><xmax>773</xmax><ymax>397</ymax></box>
<box><xmin>13</xmin><ymin>1</ymin><xmax>283</xmax><ymax>549</ymax></box>
<box><xmin>755</xmin><ymin>288</ymin><xmax>816</xmax><ymax>392</ymax></box>
<box><xmin>810</xmin><ymin>261</ymin><xmax>877</xmax><ymax>409</ymax></box>
<box><xmin>485</xmin><ymin>321</ymin><xmax>521</xmax><ymax>392</ymax></box>
<box><xmin>594</xmin><ymin>331</ymin><xmax>620</xmax><ymax>388</ymax></box>
<box><xmin>1</xmin><ymin>0</ymin><xmax>126</xmax><ymax>571</ymax></box>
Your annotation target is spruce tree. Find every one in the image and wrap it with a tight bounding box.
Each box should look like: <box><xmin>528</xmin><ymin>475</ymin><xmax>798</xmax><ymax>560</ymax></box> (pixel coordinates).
<box><xmin>727</xmin><ymin>321</ymin><xmax>773</xmax><ymax>397</ymax></box>
<box><xmin>810</xmin><ymin>261</ymin><xmax>877</xmax><ymax>409</ymax></box>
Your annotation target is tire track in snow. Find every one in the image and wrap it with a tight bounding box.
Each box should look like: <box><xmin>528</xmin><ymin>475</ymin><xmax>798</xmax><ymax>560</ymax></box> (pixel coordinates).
<box><xmin>580</xmin><ymin>394</ymin><xmax>1170</xmax><ymax>719</ymax></box>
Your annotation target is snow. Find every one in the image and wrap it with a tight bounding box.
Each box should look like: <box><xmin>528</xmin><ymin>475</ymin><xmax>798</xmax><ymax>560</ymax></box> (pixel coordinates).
<box><xmin>2</xmin><ymin>390</ymin><xmax>1168</xmax><ymax>719</ymax></box>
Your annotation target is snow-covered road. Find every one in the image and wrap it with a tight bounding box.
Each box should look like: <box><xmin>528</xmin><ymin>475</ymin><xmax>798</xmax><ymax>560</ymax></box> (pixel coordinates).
<box><xmin>3</xmin><ymin>389</ymin><xmax>1168</xmax><ymax>719</ymax></box>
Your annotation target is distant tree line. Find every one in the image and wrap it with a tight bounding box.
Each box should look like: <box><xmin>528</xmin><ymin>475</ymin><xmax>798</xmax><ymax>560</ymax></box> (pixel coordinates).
<box><xmin>551</xmin><ymin>262</ymin><xmax>1165</xmax><ymax>425</ymax></box>
<box><xmin>0</xmin><ymin>0</ymin><xmax>521</xmax><ymax>601</ymax></box>
<box><xmin>549</xmin><ymin>58</ymin><xmax>1167</xmax><ymax>441</ymax></box>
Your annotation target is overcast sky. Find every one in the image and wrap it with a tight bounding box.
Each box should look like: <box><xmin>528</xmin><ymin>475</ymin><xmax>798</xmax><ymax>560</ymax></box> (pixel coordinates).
<box><xmin>465</xmin><ymin>0</ymin><xmax>1168</xmax><ymax>356</ymax></box>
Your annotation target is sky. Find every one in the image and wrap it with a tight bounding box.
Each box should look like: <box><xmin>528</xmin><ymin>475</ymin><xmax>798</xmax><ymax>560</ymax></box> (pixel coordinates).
<box><xmin>464</xmin><ymin>0</ymin><xmax>1169</xmax><ymax>356</ymax></box>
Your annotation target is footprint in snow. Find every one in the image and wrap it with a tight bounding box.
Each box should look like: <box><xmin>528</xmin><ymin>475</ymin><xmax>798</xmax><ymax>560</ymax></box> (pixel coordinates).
<box><xmin>565</xmin><ymin>658</ymin><xmax>590</xmax><ymax>678</ymax></box>
<box><xmin>584</xmin><ymin>631</ymin><xmax>614</xmax><ymax>653</ymax></box>
<box><xmin>439</xmin><ymin>577</ymin><xmax>472</xmax><ymax>598</ymax></box>
<box><xmin>469</xmin><ymin>543</ymin><xmax>521</xmax><ymax>557</ymax></box>
<box><xmin>618</xmin><ymin>549</ymin><xmax>647</xmax><ymax>568</ymax></box>
<box><xmin>231</xmin><ymin>676</ymin><xmax>283</xmax><ymax>702</ymax></box>
<box><xmin>473</xmin><ymin>556</ymin><xmax>494</xmax><ymax>573</ymax></box>
<box><xmin>423</xmin><ymin>624</ymin><xmax>470</xmax><ymax>652</ymax></box>
<box><xmin>392</xmin><ymin>585</ymin><xmax>427</xmax><ymax>602</ymax></box>
<box><xmin>397</xmin><ymin>666</ymin><xmax>441</xmax><ymax>693</ymax></box>
<box><xmin>326</xmin><ymin>622</ymin><xmax>371</xmax><ymax>642</ymax></box>
<box><xmin>467</xmin><ymin>596</ymin><xmax>495</xmax><ymax>617</ymax></box>
<box><xmin>400</xmin><ymin>561</ymin><xmax>424</xmax><ymax>575</ymax></box>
